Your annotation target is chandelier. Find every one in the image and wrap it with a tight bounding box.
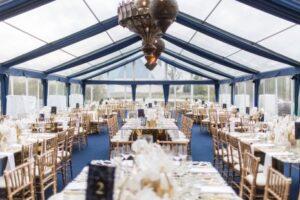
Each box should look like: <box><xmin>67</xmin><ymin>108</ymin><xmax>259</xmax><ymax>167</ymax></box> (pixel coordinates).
<box><xmin>118</xmin><ymin>0</ymin><xmax>178</xmax><ymax>70</ymax></box>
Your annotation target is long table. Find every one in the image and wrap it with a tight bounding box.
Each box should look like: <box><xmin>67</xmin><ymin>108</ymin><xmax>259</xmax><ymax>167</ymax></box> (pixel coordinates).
<box><xmin>49</xmin><ymin>160</ymin><xmax>240</xmax><ymax>200</ymax></box>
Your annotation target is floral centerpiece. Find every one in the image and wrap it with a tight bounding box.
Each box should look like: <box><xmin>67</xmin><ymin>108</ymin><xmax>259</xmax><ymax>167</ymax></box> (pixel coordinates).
<box><xmin>117</xmin><ymin>140</ymin><xmax>175</xmax><ymax>200</ymax></box>
<box><xmin>0</xmin><ymin>124</ymin><xmax>15</xmax><ymax>151</ymax></box>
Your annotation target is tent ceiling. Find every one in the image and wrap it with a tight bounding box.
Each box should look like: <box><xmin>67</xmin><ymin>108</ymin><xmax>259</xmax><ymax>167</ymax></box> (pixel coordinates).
<box><xmin>0</xmin><ymin>0</ymin><xmax>299</xmax><ymax>83</ymax></box>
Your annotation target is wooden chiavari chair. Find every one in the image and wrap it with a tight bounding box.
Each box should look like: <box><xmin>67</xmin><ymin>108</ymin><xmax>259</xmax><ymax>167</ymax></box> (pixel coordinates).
<box><xmin>263</xmin><ymin>167</ymin><xmax>291</xmax><ymax>200</ymax></box>
<box><xmin>157</xmin><ymin>140</ymin><xmax>188</xmax><ymax>155</ymax></box>
<box><xmin>4</xmin><ymin>161</ymin><xmax>35</xmax><ymax>200</ymax></box>
<box><xmin>218</xmin><ymin>131</ymin><xmax>230</xmax><ymax>179</ymax></box>
<box><xmin>21</xmin><ymin>142</ymin><xmax>39</xmax><ymax>164</ymax></box>
<box><xmin>110</xmin><ymin>141</ymin><xmax>133</xmax><ymax>157</ymax></box>
<box><xmin>62</xmin><ymin>128</ymin><xmax>75</xmax><ymax>183</ymax></box>
<box><xmin>209</xmin><ymin>109</ymin><xmax>218</xmax><ymax>130</ymax></box>
<box><xmin>211</xmin><ymin>127</ymin><xmax>221</xmax><ymax>168</ymax></box>
<box><xmin>56</xmin><ymin>130</ymin><xmax>67</xmax><ymax>185</ymax></box>
<box><xmin>239</xmin><ymin>140</ymin><xmax>264</xmax><ymax>173</ymax></box>
<box><xmin>227</xmin><ymin>135</ymin><xmax>242</xmax><ymax>190</ymax></box>
<box><xmin>118</xmin><ymin>109</ymin><xmax>126</xmax><ymax>125</ymax></box>
<box><xmin>240</xmin><ymin>152</ymin><xmax>265</xmax><ymax>200</ymax></box>
<box><xmin>219</xmin><ymin>111</ymin><xmax>230</xmax><ymax>130</ymax></box>
<box><xmin>35</xmin><ymin>150</ymin><xmax>57</xmax><ymax>200</ymax></box>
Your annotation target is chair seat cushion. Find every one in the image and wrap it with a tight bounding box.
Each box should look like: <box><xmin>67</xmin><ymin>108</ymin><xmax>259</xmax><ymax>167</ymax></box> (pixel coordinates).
<box><xmin>245</xmin><ymin>173</ymin><xmax>266</xmax><ymax>187</ymax></box>
<box><xmin>234</xmin><ymin>164</ymin><xmax>241</xmax><ymax>172</ymax></box>
<box><xmin>57</xmin><ymin>150</ymin><xmax>70</xmax><ymax>158</ymax></box>
<box><xmin>35</xmin><ymin>166</ymin><xmax>52</xmax><ymax>177</ymax></box>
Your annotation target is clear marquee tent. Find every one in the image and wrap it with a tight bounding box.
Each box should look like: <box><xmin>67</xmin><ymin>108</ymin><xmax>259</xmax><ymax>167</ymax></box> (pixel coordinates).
<box><xmin>0</xmin><ymin>0</ymin><xmax>299</xmax><ymax>119</ymax></box>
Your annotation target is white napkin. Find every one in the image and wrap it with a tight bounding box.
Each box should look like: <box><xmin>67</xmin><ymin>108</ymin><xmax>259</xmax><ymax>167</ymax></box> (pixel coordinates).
<box><xmin>197</xmin><ymin>186</ymin><xmax>234</xmax><ymax>194</ymax></box>
<box><xmin>189</xmin><ymin>167</ymin><xmax>217</xmax><ymax>173</ymax></box>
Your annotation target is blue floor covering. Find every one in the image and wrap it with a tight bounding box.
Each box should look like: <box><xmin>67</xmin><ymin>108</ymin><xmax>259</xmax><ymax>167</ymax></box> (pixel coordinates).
<box><xmin>52</xmin><ymin>124</ymin><xmax>299</xmax><ymax>199</ymax></box>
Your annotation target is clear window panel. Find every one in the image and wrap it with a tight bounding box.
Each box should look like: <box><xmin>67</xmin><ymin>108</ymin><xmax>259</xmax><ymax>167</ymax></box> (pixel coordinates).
<box><xmin>71</xmin><ymin>84</ymin><xmax>82</xmax><ymax>94</ymax></box>
<box><xmin>28</xmin><ymin>78</ymin><xmax>38</xmax><ymax>97</ymax></box>
<box><xmin>207</xmin><ymin>0</ymin><xmax>293</xmax><ymax>41</ymax></box>
<box><xmin>120</xmin><ymin>41</ymin><xmax>142</xmax><ymax>54</ymax></box>
<box><xmin>277</xmin><ymin>76</ymin><xmax>292</xmax><ymax>116</ymax></box>
<box><xmin>13</xmin><ymin>50</ymin><xmax>74</xmax><ymax>71</ymax></box>
<box><xmin>259</xmin><ymin>26</ymin><xmax>300</xmax><ymax>61</ymax></box>
<box><xmin>136</xmin><ymin>85</ymin><xmax>150</xmax><ymax>101</ymax></box>
<box><xmin>166</xmin><ymin>22</ymin><xmax>196</xmax><ymax>42</ymax></box>
<box><xmin>190</xmin><ymin>32</ymin><xmax>239</xmax><ymax>56</ymax></box>
<box><xmin>57</xmin><ymin>82</ymin><xmax>66</xmax><ymax>96</ymax></box>
<box><xmin>193</xmin><ymin>85</ymin><xmax>208</xmax><ymax>101</ymax></box>
<box><xmin>12</xmin><ymin>76</ymin><xmax>26</xmax><ymax>95</ymax></box>
<box><xmin>151</xmin><ymin>85</ymin><xmax>164</xmax><ymax>101</ymax></box>
<box><xmin>176</xmin><ymin>85</ymin><xmax>191</xmax><ymax>100</ymax></box>
<box><xmin>0</xmin><ymin>22</ymin><xmax>44</xmax><ymax>62</ymax></box>
<box><xmin>164</xmin><ymin>40</ymin><xmax>183</xmax><ymax>54</ymax></box>
<box><xmin>109</xmin><ymin>85</ymin><xmax>125</xmax><ymax>100</ymax></box>
<box><xmin>7</xmin><ymin>0</ymin><xmax>97</xmax><ymax>42</ymax></box>
<box><xmin>63</xmin><ymin>32</ymin><xmax>113</xmax><ymax>56</ymax></box>
<box><xmin>209</xmin><ymin>63</ymin><xmax>246</xmax><ymax>77</ymax></box>
<box><xmin>48</xmin><ymin>81</ymin><xmax>56</xmax><ymax>95</ymax></box>
<box><xmin>85</xmin><ymin>85</ymin><xmax>92</xmax><ymax>104</ymax></box>
<box><xmin>93</xmin><ymin>85</ymin><xmax>108</xmax><ymax>101</ymax></box>
<box><xmin>209</xmin><ymin>85</ymin><xmax>215</xmax><ymax>102</ymax></box>
<box><xmin>56</xmin><ymin>63</ymin><xmax>92</xmax><ymax>76</ymax></box>
<box><xmin>90</xmin><ymin>51</ymin><xmax>121</xmax><ymax>65</ymax></box>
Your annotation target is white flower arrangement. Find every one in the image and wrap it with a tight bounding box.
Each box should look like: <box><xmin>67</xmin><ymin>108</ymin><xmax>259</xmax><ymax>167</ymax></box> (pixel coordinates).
<box><xmin>118</xmin><ymin>140</ymin><xmax>175</xmax><ymax>200</ymax></box>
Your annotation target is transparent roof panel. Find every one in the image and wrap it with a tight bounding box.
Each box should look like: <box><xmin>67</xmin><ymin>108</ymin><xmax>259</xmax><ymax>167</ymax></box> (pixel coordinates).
<box><xmin>207</xmin><ymin>0</ymin><xmax>293</xmax><ymax>41</ymax></box>
<box><xmin>62</xmin><ymin>32</ymin><xmax>112</xmax><ymax>56</ymax></box>
<box><xmin>120</xmin><ymin>41</ymin><xmax>142</xmax><ymax>54</ymax></box>
<box><xmin>164</xmin><ymin>40</ymin><xmax>184</xmax><ymax>54</ymax></box>
<box><xmin>90</xmin><ymin>51</ymin><xmax>121</xmax><ymax>65</ymax></box>
<box><xmin>180</xmin><ymin>51</ymin><xmax>213</xmax><ymax>65</ymax></box>
<box><xmin>107</xmin><ymin>26</ymin><xmax>134</xmax><ymax>41</ymax></box>
<box><xmin>208</xmin><ymin>63</ymin><xmax>246</xmax><ymax>77</ymax></box>
<box><xmin>14</xmin><ymin>50</ymin><xmax>74</xmax><ymax>71</ymax></box>
<box><xmin>84</xmin><ymin>0</ymin><xmax>119</xmax><ymax>21</ymax></box>
<box><xmin>259</xmin><ymin>25</ymin><xmax>300</xmax><ymax>62</ymax></box>
<box><xmin>6</xmin><ymin>0</ymin><xmax>97</xmax><ymax>42</ymax></box>
<box><xmin>190</xmin><ymin>32</ymin><xmax>240</xmax><ymax>56</ymax></box>
<box><xmin>178</xmin><ymin>0</ymin><xmax>221</xmax><ymax>20</ymax></box>
<box><xmin>55</xmin><ymin>63</ymin><xmax>92</xmax><ymax>77</ymax></box>
<box><xmin>228</xmin><ymin>50</ymin><xmax>289</xmax><ymax>72</ymax></box>
<box><xmin>169</xmin><ymin>58</ymin><xmax>225</xmax><ymax>80</ymax></box>
<box><xmin>166</xmin><ymin>22</ymin><xmax>195</xmax><ymax>42</ymax></box>
<box><xmin>0</xmin><ymin>22</ymin><xmax>45</xmax><ymax>62</ymax></box>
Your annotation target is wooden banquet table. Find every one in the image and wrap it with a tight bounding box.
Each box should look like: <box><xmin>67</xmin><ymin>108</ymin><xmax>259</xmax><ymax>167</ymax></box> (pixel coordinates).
<box><xmin>49</xmin><ymin>160</ymin><xmax>241</xmax><ymax>200</ymax></box>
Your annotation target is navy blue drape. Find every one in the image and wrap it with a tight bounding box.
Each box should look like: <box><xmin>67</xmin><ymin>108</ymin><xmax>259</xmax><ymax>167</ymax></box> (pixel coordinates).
<box><xmin>0</xmin><ymin>75</ymin><xmax>9</xmax><ymax>115</ymax></box>
<box><xmin>131</xmin><ymin>84</ymin><xmax>137</xmax><ymax>102</ymax></box>
<box><xmin>42</xmin><ymin>79</ymin><xmax>48</xmax><ymax>107</ymax></box>
<box><xmin>230</xmin><ymin>83</ymin><xmax>235</xmax><ymax>105</ymax></box>
<box><xmin>163</xmin><ymin>84</ymin><xmax>170</xmax><ymax>105</ymax></box>
<box><xmin>293</xmin><ymin>75</ymin><xmax>300</xmax><ymax>116</ymax></box>
<box><xmin>253</xmin><ymin>79</ymin><xmax>260</xmax><ymax>108</ymax></box>
<box><xmin>214</xmin><ymin>83</ymin><xmax>220</xmax><ymax>103</ymax></box>
<box><xmin>66</xmin><ymin>83</ymin><xmax>71</xmax><ymax>107</ymax></box>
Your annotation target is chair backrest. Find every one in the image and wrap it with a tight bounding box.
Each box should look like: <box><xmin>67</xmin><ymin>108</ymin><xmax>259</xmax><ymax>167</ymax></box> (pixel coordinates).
<box><xmin>264</xmin><ymin>167</ymin><xmax>291</xmax><ymax>200</ymax></box>
<box><xmin>66</xmin><ymin>128</ymin><xmax>75</xmax><ymax>156</ymax></box>
<box><xmin>4</xmin><ymin>161</ymin><xmax>35</xmax><ymax>200</ymax></box>
<box><xmin>242</xmin><ymin>152</ymin><xmax>260</xmax><ymax>184</ymax></box>
<box><xmin>35</xmin><ymin>150</ymin><xmax>56</xmax><ymax>180</ymax></box>
<box><xmin>228</xmin><ymin>135</ymin><xmax>241</xmax><ymax>167</ymax></box>
<box><xmin>107</xmin><ymin>117</ymin><xmax>115</xmax><ymax>137</ymax></box>
<box><xmin>21</xmin><ymin>142</ymin><xmax>40</xmax><ymax>164</ymax></box>
<box><xmin>57</xmin><ymin>130</ymin><xmax>67</xmax><ymax>153</ymax></box>
<box><xmin>157</xmin><ymin>140</ymin><xmax>188</xmax><ymax>155</ymax></box>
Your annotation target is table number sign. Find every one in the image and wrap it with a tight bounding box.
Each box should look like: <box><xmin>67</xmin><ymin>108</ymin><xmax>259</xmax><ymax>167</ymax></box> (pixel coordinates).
<box><xmin>51</xmin><ymin>106</ymin><xmax>57</xmax><ymax>115</ymax></box>
<box><xmin>246</xmin><ymin>107</ymin><xmax>250</xmax><ymax>115</ymax></box>
<box><xmin>222</xmin><ymin>104</ymin><xmax>227</xmax><ymax>109</ymax></box>
<box><xmin>86</xmin><ymin>164</ymin><xmax>116</xmax><ymax>200</ymax></box>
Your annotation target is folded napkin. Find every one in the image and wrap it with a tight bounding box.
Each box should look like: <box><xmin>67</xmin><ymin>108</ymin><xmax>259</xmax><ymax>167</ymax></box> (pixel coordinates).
<box><xmin>65</xmin><ymin>182</ymin><xmax>87</xmax><ymax>191</ymax></box>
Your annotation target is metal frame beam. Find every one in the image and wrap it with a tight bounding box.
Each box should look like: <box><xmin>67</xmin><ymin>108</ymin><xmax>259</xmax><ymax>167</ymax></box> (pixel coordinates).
<box><xmin>176</xmin><ymin>12</ymin><xmax>300</xmax><ymax>67</ymax></box>
<box><xmin>68</xmin><ymin>48</ymin><xmax>140</xmax><ymax>79</ymax></box>
<box><xmin>164</xmin><ymin>49</ymin><xmax>234</xmax><ymax>79</ymax></box>
<box><xmin>0</xmin><ymin>0</ymin><xmax>54</xmax><ymax>21</ymax></box>
<box><xmin>85</xmin><ymin>80</ymin><xmax>215</xmax><ymax>85</ymax></box>
<box><xmin>1</xmin><ymin>16</ymin><xmax>118</xmax><ymax>69</ymax></box>
<box><xmin>45</xmin><ymin>35</ymin><xmax>141</xmax><ymax>74</ymax></box>
<box><xmin>159</xmin><ymin>56</ymin><xmax>218</xmax><ymax>81</ymax></box>
<box><xmin>163</xmin><ymin>34</ymin><xmax>259</xmax><ymax>74</ymax></box>
<box><xmin>236</xmin><ymin>0</ymin><xmax>300</xmax><ymax>24</ymax></box>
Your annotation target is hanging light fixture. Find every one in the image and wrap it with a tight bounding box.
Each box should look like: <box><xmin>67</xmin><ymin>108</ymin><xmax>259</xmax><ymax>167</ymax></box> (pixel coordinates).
<box><xmin>118</xmin><ymin>0</ymin><xmax>178</xmax><ymax>70</ymax></box>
